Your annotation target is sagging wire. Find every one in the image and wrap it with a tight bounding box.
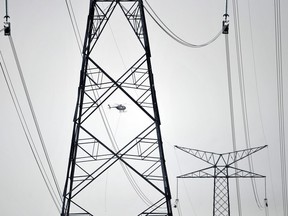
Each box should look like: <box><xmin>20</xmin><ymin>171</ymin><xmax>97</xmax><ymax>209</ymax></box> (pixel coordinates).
<box><xmin>223</xmin><ymin>2</ymin><xmax>243</xmax><ymax>214</ymax></box>
<box><xmin>246</xmin><ymin>0</ymin><xmax>274</xmax><ymax>209</ymax></box>
<box><xmin>143</xmin><ymin>0</ymin><xmax>222</xmax><ymax>48</ymax></box>
<box><xmin>65</xmin><ymin>0</ymin><xmax>82</xmax><ymax>53</ymax></box>
<box><xmin>2</xmin><ymin>0</ymin><xmax>62</xmax><ymax>211</ymax></box>
<box><xmin>231</xmin><ymin>0</ymin><xmax>267</xmax><ymax>209</ymax></box>
<box><xmin>274</xmin><ymin>0</ymin><xmax>288</xmax><ymax>214</ymax></box>
<box><xmin>8</xmin><ymin>35</ymin><xmax>63</xmax><ymax>202</ymax></box>
<box><xmin>225</xmin><ymin>0</ymin><xmax>266</xmax><ymax>212</ymax></box>
<box><xmin>0</xmin><ymin>51</ymin><xmax>61</xmax><ymax>213</ymax></box>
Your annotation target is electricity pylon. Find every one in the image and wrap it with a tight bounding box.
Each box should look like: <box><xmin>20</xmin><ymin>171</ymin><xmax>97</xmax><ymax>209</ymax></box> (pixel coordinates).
<box><xmin>61</xmin><ymin>0</ymin><xmax>173</xmax><ymax>215</ymax></box>
<box><xmin>175</xmin><ymin>145</ymin><xmax>267</xmax><ymax>216</ymax></box>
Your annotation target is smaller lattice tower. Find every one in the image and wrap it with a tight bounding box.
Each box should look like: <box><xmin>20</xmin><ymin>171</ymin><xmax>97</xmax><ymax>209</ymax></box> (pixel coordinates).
<box><xmin>175</xmin><ymin>145</ymin><xmax>267</xmax><ymax>216</ymax></box>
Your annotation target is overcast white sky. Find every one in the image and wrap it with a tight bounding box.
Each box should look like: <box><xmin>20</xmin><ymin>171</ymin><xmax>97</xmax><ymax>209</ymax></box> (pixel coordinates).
<box><xmin>0</xmin><ymin>0</ymin><xmax>287</xmax><ymax>215</ymax></box>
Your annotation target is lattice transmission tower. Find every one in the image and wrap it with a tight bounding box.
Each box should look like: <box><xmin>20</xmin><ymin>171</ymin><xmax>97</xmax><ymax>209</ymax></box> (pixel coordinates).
<box><xmin>175</xmin><ymin>145</ymin><xmax>267</xmax><ymax>216</ymax></box>
<box><xmin>61</xmin><ymin>0</ymin><xmax>173</xmax><ymax>215</ymax></box>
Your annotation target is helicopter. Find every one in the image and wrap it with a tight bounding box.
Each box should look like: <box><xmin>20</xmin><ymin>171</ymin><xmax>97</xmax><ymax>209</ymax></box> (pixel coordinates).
<box><xmin>108</xmin><ymin>104</ymin><xmax>126</xmax><ymax>112</ymax></box>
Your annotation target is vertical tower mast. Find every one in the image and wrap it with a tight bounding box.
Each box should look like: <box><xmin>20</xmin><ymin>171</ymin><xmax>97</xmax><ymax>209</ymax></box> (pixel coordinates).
<box><xmin>61</xmin><ymin>0</ymin><xmax>172</xmax><ymax>215</ymax></box>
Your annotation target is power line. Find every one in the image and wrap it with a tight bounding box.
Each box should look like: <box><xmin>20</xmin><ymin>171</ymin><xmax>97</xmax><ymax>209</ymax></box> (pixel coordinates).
<box><xmin>8</xmin><ymin>35</ymin><xmax>63</xmax><ymax>202</ymax></box>
<box><xmin>143</xmin><ymin>0</ymin><xmax>222</xmax><ymax>48</ymax></box>
<box><xmin>2</xmin><ymin>0</ymin><xmax>62</xmax><ymax>210</ymax></box>
<box><xmin>0</xmin><ymin>51</ymin><xmax>61</xmax><ymax>213</ymax></box>
<box><xmin>65</xmin><ymin>0</ymin><xmax>82</xmax><ymax>53</ymax></box>
<box><xmin>232</xmin><ymin>0</ymin><xmax>264</xmax><ymax>208</ymax></box>
<box><xmin>223</xmin><ymin>4</ymin><xmax>243</xmax><ymax>214</ymax></box>
<box><xmin>274</xmin><ymin>0</ymin><xmax>288</xmax><ymax>214</ymax></box>
<box><xmin>247</xmin><ymin>2</ymin><xmax>279</xmax><ymax>207</ymax></box>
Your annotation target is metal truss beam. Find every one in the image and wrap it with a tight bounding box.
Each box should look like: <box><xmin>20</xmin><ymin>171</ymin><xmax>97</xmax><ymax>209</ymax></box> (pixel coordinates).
<box><xmin>174</xmin><ymin>145</ymin><xmax>267</xmax><ymax>166</ymax></box>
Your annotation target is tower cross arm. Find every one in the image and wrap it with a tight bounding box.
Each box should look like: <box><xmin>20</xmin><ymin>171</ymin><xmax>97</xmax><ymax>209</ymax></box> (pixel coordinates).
<box><xmin>175</xmin><ymin>145</ymin><xmax>219</xmax><ymax>165</ymax></box>
<box><xmin>227</xmin><ymin>167</ymin><xmax>266</xmax><ymax>178</ymax></box>
<box><xmin>177</xmin><ymin>166</ymin><xmax>215</xmax><ymax>178</ymax></box>
<box><xmin>223</xmin><ymin>145</ymin><xmax>267</xmax><ymax>165</ymax></box>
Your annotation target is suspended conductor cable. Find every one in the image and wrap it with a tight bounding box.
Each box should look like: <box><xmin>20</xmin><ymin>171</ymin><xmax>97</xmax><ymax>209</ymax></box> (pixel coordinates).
<box><xmin>8</xmin><ymin>36</ymin><xmax>63</xmax><ymax>202</ymax></box>
<box><xmin>223</xmin><ymin>2</ymin><xmax>243</xmax><ymax>214</ymax></box>
<box><xmin>143</xmin><ymin>0</ymin><xmax>222</xmax><ymax>48</ymax></box>
<box><xmin>274</xmin><ymin>0</ymin><xmax>288</xmax><ymax>214</ymax></box>
<box><xmin>246</xmin><ymin>0</ymin><xmax>269</xmax><ymax>146</ymax></box>
<box><xmin>65</xmin><ymin>0</ymin><xmax>82</xmax><ymax>53</ymax></box>
<box><xmin>246</xmin><ymin>4</ymin><xmax>276</xmax><ymax>208</ymax></box>
<box><xmin>0</xmin><ymin>51</ymin><xmax>61</xmax><ymax>213</ymax></box>
<box><xmin>224</xmin><ymin>32</ymin><xmax>243</xmax><ymax>216</ymax></box>
<box><xmin>232</xmin><ymin>0</ymin><xmax>263</xmax><ymax>208</ymax></box>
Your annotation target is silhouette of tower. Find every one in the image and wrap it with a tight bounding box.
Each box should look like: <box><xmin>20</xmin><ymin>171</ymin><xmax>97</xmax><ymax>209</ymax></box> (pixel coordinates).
<box><xmin>175</xmin><ymin>145</ymin><xmax>267</xmax><ymax>216</ymax></box>
<box><xmin>61</xmin><ymin>0</ymin><xmax>173</xmax><ymax>215</ymax></box>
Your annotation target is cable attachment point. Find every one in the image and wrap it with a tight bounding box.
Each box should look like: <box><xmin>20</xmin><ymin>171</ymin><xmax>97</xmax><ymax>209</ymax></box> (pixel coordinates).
<box><xmin>4</xmin><ymin>0</ymin><xmax>11</xmax><ymax>36</ymax></box>
<box><xmin>264</xmin><ymin>198</ymin><xmax>268</xmax><ymax>207</ymax></box>
<box><xmin>4</xmin><ymin>20</ymin><xmax>11</xmax><ymax>36</ymax></box>
<box><xmin>173</xmin><ymin>198</ymin><xmax>179</xmax><ymax>208</ymax></box>
<box><xmin>222</xmin><ymin>14</ymin><xmax>229</xmax><ymax>34</ymax></box>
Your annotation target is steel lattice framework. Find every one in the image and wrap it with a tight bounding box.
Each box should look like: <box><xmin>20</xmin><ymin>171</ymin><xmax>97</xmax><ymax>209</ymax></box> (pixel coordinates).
<box><xmin>61</xmin><ymin>0</ymin><xmax>173</xmax><ymax>215</ymax></box>
<box><xmin>175</xmin><ymin>145</ymin><xmax>267</xmax><ymax>216</ymax></box>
